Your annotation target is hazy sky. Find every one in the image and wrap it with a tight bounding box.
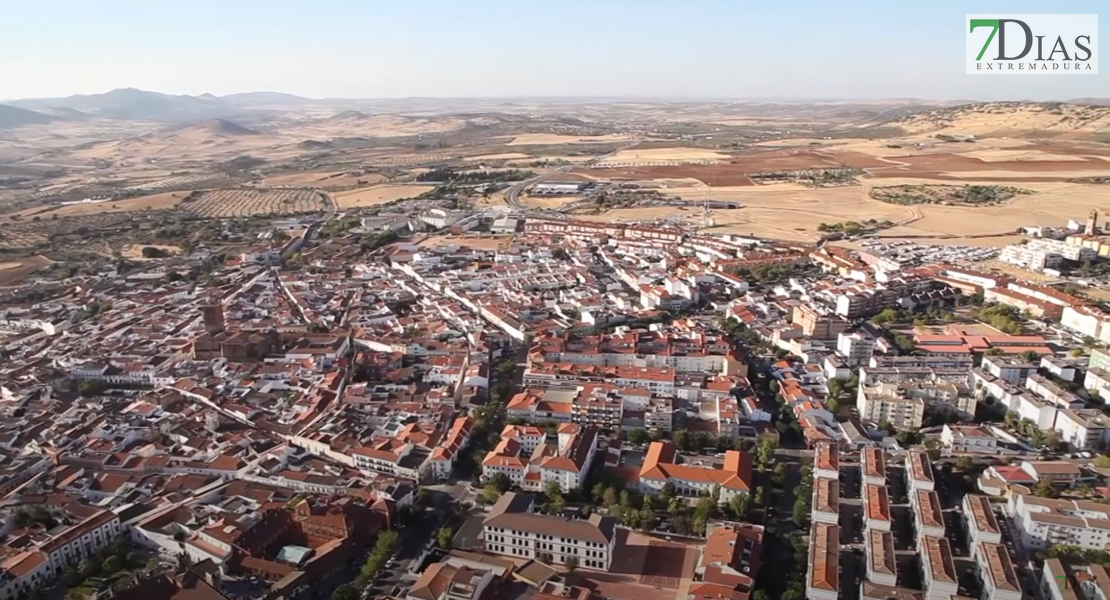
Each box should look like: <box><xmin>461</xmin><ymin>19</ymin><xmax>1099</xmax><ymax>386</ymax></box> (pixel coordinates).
<box><xmin>1</xmin><ymin>0</ymin><xmax>1105</xmax><ymax>100</ymax></box>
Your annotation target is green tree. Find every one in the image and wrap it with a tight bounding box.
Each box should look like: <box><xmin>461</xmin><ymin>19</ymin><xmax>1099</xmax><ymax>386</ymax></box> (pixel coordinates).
<box><xmin>728</xmin><ymin>493</ymin><xmax>750</xmax><ymax>520</ymax></box>
<box><xmin>436</xmin><ymin>526</ymin><xmax>455</xmax><ymax>549</ymax></box>
<box><xmin>564</xmin><ymin>556</ymin><xmax>578</xmax><ymax>573</ymax></box>
<box><xmin>673</xmin><ymin>430</ymin><xmax>691</xmax><ymax>451</ymax></box>
<box><xmin>1033</xmin><ymin>477</ymin><xmax>1060</xmax><ymax>499</ymax></box>
<box><xmin>661</xmin><ymin>482</ymin><xmax>676</xmax><ymax>501</ymax></box>
<box><xmin>668</xmin><ymin>497</ymin><xmax>682</xmax><ymax>515</ymax></box>
<box><xmin>332</xmin><ymin>585</ymin><xmax>359</xmax><ymax>600</ymax></box>
<box><xmin>756</xmin><ymin>438</ymin><xmax>777</xmax><ymax>467</ymax></box>
<box><xmin>545</xmin><ymin>480</ymin><xmax>563</xmax><ymax>499</ymax></box>
<box><xmin>642</xmin><ymin>494</ymin><xmax>654</xmax><ymax>511</ymax></box>
<box><xmin>772</xmin><ymin>463</ymin><xmax>788</xmax><ymax>487</ymax></box>
<box><xmin>955</xmin><ymin>456</ymin><xmax>975</xmax><ymax>472</ymax></box>
<box><xmin>628</xmin><ymin>429</ymin><xmax>648</xmax><ymax>445</ymax></box>
<box><xmin>793</xmin><ymin>501</ymin><xmax>809</xmax><ymax>527</ymax></box>
<box><xmin>102</xmin><ymin>555</ymin><xmax>123</xmax><ymax>576</ymax></box>
<box><xmin>640</xmin><ymin>508</ymin><xmax>658</xmax><ymax>532</ymax></box>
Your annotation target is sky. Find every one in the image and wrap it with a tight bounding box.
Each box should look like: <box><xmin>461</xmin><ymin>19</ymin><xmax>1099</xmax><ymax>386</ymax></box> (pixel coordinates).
<box><xmin>0</xmin><ymin>0</ymin><xmax>1105</xmax><ymax>101</ymax></box>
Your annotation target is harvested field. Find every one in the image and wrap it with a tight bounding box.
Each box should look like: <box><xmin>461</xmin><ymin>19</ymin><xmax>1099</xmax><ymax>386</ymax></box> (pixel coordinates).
<box><xmin>463</xmin><ymin>153</ymin><xmax>534</xmax><ymax>161</ymax></box>
<box><xmin>0</xmin><ymin>255</ymin><xmax>52</xmax><ymax>285</ymax></box>
<box><xmin>575</xmin><ymin>149</ymin><xmax>885</xmax><ymax>186</ymax></box>
<box><xmin>596</xmin><ymin>147</ymin><xmax>732</xmax><ymax>166</ymax></box>
<box><xmin>507</xmin><ymin>134</ymin><xmax>634</xmax><ymax>146</ymax></box>
<box><xmin>332</xmin><ymin>184</ymin><xmax>433</xmax><ymax>208</ymax></box>
<box><xmin>5</xmin><ymin>191</ymin><xmax>189</xmax><ymax>219</ymax></box>
<box><xmin>180</xmin><ymin>188</ymin><xmax>327</xmax><ymax>217</ymax></box>
<box><xmin>263</xmin><ymin>171</ymin><xmax>386</xmax><ymax>188</ymax></box>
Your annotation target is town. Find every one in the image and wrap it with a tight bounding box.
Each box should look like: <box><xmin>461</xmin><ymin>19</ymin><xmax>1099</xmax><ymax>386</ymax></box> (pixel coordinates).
<box><xmin>0</xmin><ymin>191</ymin><xmax>1109</xmax><ymax>600</ymax></box>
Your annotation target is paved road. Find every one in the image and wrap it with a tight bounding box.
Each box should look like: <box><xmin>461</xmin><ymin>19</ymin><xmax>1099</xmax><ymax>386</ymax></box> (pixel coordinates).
<box><xmin>503</xmin><ymin>141</ymin><xmax>641</xmax><ymax>210</ymax></box>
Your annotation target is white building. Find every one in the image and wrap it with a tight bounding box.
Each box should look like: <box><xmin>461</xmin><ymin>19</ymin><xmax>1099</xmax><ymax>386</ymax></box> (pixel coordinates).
<box><xmin>920</xmin><ymin>535</ymin><xmax>959</xmax><ymax>600</ymax></box>
<box><xmin>812</xmin><ymin>477</ymin><xmax>839</xmax><ymax>525</ymax></box>
<box><xmin>905</xmin><ymin>451</ymin><xmax>935</xmax><ymax>492</ymax></box>
<box><xmin>972</xmin><ymin>542</ymin><xmax>1023</xmax><ymax>600</ymax></box>
<box><xmin>1000</xmin><ymin>238</ymin><xmax>1096</xmax><ymax>271</ymax></box>
<box><xmin>814</xmin><ymin>442</ymin><xmax>839</xmax><ymax>481</ymax></box>
<box><xmin>1012</xmin><ymin>493</ymin><xmax>1110</xmax><ymax>552</ymax></box>
<box><xmin>806</xmin><ymin>522</ymin><xmax>839</xmax><ymax>600</ymax></box>
<box><xmin>836</xmin><ymin>332</ymin><xmax>875</xmax><ymax>367</ymax></box>
<box><xmin>482</xmin><ymin>492</ymin><xmax>617</xmax><ymax>571</ymax></box>
<box><xmin>940</xmin><ymin>424</ymin><xmax>998</xmax><ymax>454</ymax></box>
<box><xmin>865</xmin><ymin>529</ymin><xmax>898</xmax><ymax>588</ymax></box>
<box><xmin>963</xmin><ymin>494</ymin><xmax>1002</xmax><ymax>547</ymax></box>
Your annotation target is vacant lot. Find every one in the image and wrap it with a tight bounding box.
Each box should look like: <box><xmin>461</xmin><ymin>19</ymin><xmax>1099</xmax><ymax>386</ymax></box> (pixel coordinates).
<box><xmin>0</xmin><ymin>255</ymin><xmax>52</xmax><ymax>285</ymax></box>
<box><xmin>333</xmin><ymin>184</ymin><xmax>434</xmax><ymax>208</ymax></box>
<box><xmin>418</xmin><ymin>235</ymin><xmax>510</xmax><ymax>251</ymax></box>
<box><xmin>181</xmin><ymin>189</ymin><xmax>326</xmax><ymax>217</ymax></box>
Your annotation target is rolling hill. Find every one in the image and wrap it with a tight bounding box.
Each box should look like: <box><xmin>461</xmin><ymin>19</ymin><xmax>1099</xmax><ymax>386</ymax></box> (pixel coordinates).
<box><xmin>891</xmin><ymin>102</ymin><xmax>1110</xmax><ymax>138</ymax></box>
<box><xmin>0</xmin><ymin>104</ymin><xmax>56</xmax><ymax>129</ymax></box>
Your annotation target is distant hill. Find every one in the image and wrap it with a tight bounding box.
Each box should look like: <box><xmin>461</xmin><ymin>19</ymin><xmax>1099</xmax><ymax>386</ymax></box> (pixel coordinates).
<box><xmin>221</xmin><ymin>91</ymin><xmax>312</xmax><ymax>106</ymax></box>
<box><xmin>0</xmin><ymin>104</ymin><xmax>56</xmax><ymax>129</ymax></box>
<box><xmin>10</xmin><ymin>88</ymin><xmax>228</xmax><ymax>121</ymax></box>
<box><xmin>194</xmin><ymin>118</ymin><xmax>260</xmax><ymax>136</ymax></box>
<box><xmin>889</xmin><ymin>102</ymin><xmax>1110</xmax><ymax>137</ymax></box>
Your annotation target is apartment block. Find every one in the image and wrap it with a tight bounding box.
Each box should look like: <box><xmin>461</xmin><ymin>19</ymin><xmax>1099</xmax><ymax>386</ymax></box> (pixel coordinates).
<box><xmin>972</xmin><ymin>542</ymin><xmax>1022</xmax><ymax>600</ymax></box>
<box><xmin>1012</xmin><ymin>493</ymin><xmax>1110</xmax><ymax>551</ymax></box>
<box><xmin>864</xmin><ymin>483</ymin><xmax>892</xmax><ymax>532</ymax></box>
<box><xmin>814</xmin><ymin>442</ymin><xmax>839</xmax><ymax>481</ymax></box>
<box><xmin>866</xmin><ymin>529</ymin><xmax>898</xmax><ymax>588</ymax></box>
<box><xmin>806</xmin><ymin>522</ymin><xmax>839</xmax><ymax>600</ymax></box>
<box><xmin>837</xmin><ymin>332</ymin><xmax>875</xmax><ymax>366</ymax></box>
<box><xmin>963</xmin><ymin>494</ymin><xmax>1002</xmax><ymax>547</ymax></box>
<box><xmin>862</xmin><ymin>447</ymin><xmax>886</xmax><ymax>486</ymax></box>
<box><xmin>920</xmin><ymin>535</ymin><xmax>958</xmax><ymax>600</ymax></box>
<box><xmin>812</xmin><ymin>477</ymin><xmax>840</xmax><ymax>525</ymax></box>
<box><xmin>912</xmin><ymin>490</ymin><xmax>946</xmax><ymax>539</ymax></box>
<box><xmin>905</xmin><ymin>451</ymin><xmax>935</xmax><ymax>492</ymax></box>
<box><xmin>940</xmin><ymin>424</ymin><xmax>998</xmax><ymax>454</ymax></box>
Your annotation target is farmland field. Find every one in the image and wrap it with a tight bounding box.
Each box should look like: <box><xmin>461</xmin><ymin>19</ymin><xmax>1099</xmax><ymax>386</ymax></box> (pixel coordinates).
<box><xmin>0</xmin><ymin>255</ymin><xmax>52</xmax><ymax>285</ymax></box>
<box><xmin>4</xmin><ymin>191</ymin><xmax>189</xmax><ymax>219</ymax></box>
<box><xmin>333</xmin><ymin>184</ymin><xmax>434</xmax><ymax>208</ymax></box>
<box><xmin>180</xmin><ymin>188</ymin><xmax>328</xmax><ymax>217</ymax></box>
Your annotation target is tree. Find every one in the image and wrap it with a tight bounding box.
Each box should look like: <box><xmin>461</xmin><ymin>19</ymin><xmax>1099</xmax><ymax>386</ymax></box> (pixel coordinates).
<box><xmin>756</xmin><ymin>438</ymin><xmax>777</xmax><ymax>467</ymax></box>
<box><xmin>985</xmin><ymin>347</ymin><xmax>1005</xmax><ymax>357</ymax></box>
<box><xmin>1033</xmin><ymin>477</ymin><xmax>1060</xmax><ymax>499</ymax></box>
<box><xmin>640</xmin><ymin>508</ymin><xmax>658</xmax><ymax>532</ymax></box>
<box><xmin>772</xmin><ymin>463</ymin><xmax>788</xmax><ymax>487</ymax></box>
<box><xmin>602</xmin><ymin>488</ymin><xmax>619</xmax><ymax>508</ymax></box>
<box><xmin>661</xmin><ymin>482</ymin><xmax>677</xmax><ymax>501</ymax></box>
<box><xmin>564</xmin><ymin>556</ymin><xmax>578</xmax><ymax>573</ymax></box>
<box><xmin>1021</xmin><ymin>350</ymin><xmax>1040</xmax><ymax>363</ymax></box>
<box><xmin>793</xmin><ymin>501</ymin><xmax>809</xmax><ymax>527</ymax></box>
<box><xmin>1070</xmin><ymin>348</ymin><xmax>1084</xmax><ymax>358</ymax></box>
<box><xmin>102</xmin><ymin>555</ymin><xmax>123</xmax><ymax>576</ymax></box>
<box><xmin>332</xmin><ymin>585</ymin><xmax>359</xmax><ymax>600</ymax></box>
<box><xmin>628</xmin><ymin>429</ymin><xmax>648</xmax><ymax>445</ymax></box>
<box><xmin>545</xmin><ymin>480</ymin><xmax>563</xmax><ymax>499</ymax></box>
<box><xmin>878</xmin><ymin>421</ymin><xmax>896</xmax><ymax>436</ymax></box>
<box><xmin>490</xmin><ymin>472</ymin><xmax>512</xmax><ymax>493</ymax></box>
<box><xmin>642</xmin><ymin>495</ymin><xmax>654</xmax><ymax>512</ymax></box>
<box><xmin>1095</xmin><ymin>455</ymin><xmax>1110</xmax><ymax>469</ymax></box>
<box><xmin>436</xmin><ymin>527</ymin><xmax>455</xmax><ymax>549</ymax></box>
<box><xmin>728</xmin><ymin>493</ymin><xmax>750</xmax><ymax>520</ymax></box>
<box><xmin>673</xmin><ymin>430</ymin><xmax>691</xmax><ymax>451</ymax></box>
<box><xmin>752</xmin><ymin>591</ymin><xmax>768</xmax><ymax>600</ymax></box>
<box><xmin>955</xmin><ymin>456</ymin><xmax>975</xmax><ymax>472</ymax></box>
<box><xmin>668</xmin><ymin>497</ymin><xmax>682</xmax><ymax>515</ymax></box>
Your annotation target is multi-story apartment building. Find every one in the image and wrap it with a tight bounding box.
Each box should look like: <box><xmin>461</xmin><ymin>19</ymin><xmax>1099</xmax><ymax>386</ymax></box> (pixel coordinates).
<box><xmin>1091</xmin><ymin>348</ymin><xmax>1110</xmax><ymax>373</ymax></box>
<box><xmin>1000</xmin><ymin>238</ymin><xmax>1096</xmax><ymax>271</ymax></box>
<box><xmin>836</xmin><ymin>332</ymin><xmax>875</xmax><ymax>366</ymax></box>
<box><xmin>814</xmin><ymin>442</ymin><xmax>839</xmax><ymax>481</ymax></box>
<box><xmin>812</xmin><ymin>477</ymin><xmax>840</xmax><ymax>525</ymax></box>
<box><xmin>864</xmin><ymin>483</ymin><xmax>892</xmax><ymax>532</ymax></box>
<box><xmin>963</xmin><ymin>494</ymin><xmax>1002</xmax><ymax>547</ymax></box>
<box><xmin>972</xmin><ymin>542</ymin><xmax>1023</xmax><ymax>600</ymax></box>
<box><xmin>862</xmin><ymin>447</ymin><xmax>886</xmax><ymax>487</ymax></box>
<box><xmin>858</xmin><ymin>379</ymin><xmax>976</xmax><ymax>428</ymax></box>
<box><xmin>920</xmin><ymin>535</ymin><xmax>958</xmax><ymax>600</ymax></box>
<box><xmin>1053</xmin><ymin>408</ymin><xmax>1110</xmax><ymax>451</ymax></box>
<box><xmin>1012</xmin><ymin>494</ymin><xmax>1110</xmax><ymax>551</ymax></box>
<box><xmin>638</xmin><ymin>441</ymin><xmax>753</xmax><ymax>505</ymax></box>
<box><xmin>482</xmin><ymin>492</ymin><xmax>617</xmax><ymax>571</ymax></box>
<box><xmin>857</xmin><ymin>381</ymin><xmax>925</xmax><ymax>428</ymax></box>
<box><xmin>905</xmin><ymin>451</ymin><xmax>935</xmax><ymax>492</ymax></box>
<box><xmin>866</xmin><ymin>529</ymin><xmax>897</xmax><ymax>588</ymax></box>
<box><xmin>913</xmin><ymin>490</ymin><xmax>946</xmax><ymax>539</ymax></box>
<box><xmin>806</xmin><ymin>522</ymin><xmax>839</xmax><ymax>600</ymax></box>
<box><xmin>1042</xmin><ymin>559</ymin><xmax>1110</xmax><ymax>600</ymax></box>
<box><xmin>792</xmin><ymin>304</ymin><xmax>848</xmax><ymax>341</ymax></box>
<box><xmin>980</xmin><ymin>356</ymin><xmax>1039</xmax><ymax>386</ymax></box>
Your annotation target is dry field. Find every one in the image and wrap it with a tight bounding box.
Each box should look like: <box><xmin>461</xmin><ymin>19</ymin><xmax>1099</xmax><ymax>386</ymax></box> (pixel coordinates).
<box><xmin>463</xmin><ymin>153</ymin><xmax>534</xmax><ymax>161</ymax></box>
<box><xmin>0</xmin><ymin>255</ymin><xmax>52</xmax><ymax>285</ymax></box>
<box><xmin>595</xmin><ymin>147</ymin><xmax>733</xmax><ymax>166</ymax></box>
<box><xmin>181</xmin><ymin>188</ymin><xmax>327</xmax><ymax>217</ymax></box>
<box><xmin>895</xmin><ymin>103</ymin><xmax>1110</xmax><ymax>137</ymax></box>
<box><xmin>506</xmin><ymin>133</ymin><xmax>635</xmax><ymax>146</ymax></box>
<box><xmin>5</xmin><ymin>191</ymin><xmax>189</xmax><ymax>219</ymax></box>
<box><xmin>332</xmin><ymin>184</ymin><xmax>433</xmax><ymax>208</ymax></box>
<box><xmin>521</xmin><ymin>194</ymin><xmax>584</xmax><ymax>209</ymax></box>
<box><xmin>262</xmin><ymin>171</ymin><xmax>386</xmax><ymax>188</ymax></box>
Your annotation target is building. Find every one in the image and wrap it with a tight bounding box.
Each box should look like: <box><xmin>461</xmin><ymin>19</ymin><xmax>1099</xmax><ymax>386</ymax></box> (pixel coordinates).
<box><xmin>482</xmin><ymin>424</ymin><xmax>598</xmax><ymax>493</ymax></box>
<box><xmin>862</xmin><ymin>447</ymin><xmax>886</xmax><ymax>487</ymax></box>
<box><xmin>905</xmin><ymin>451</ymin><xmax>935</xmax><ymax>492</ymax></box>
<box><xmin>814</xmin><ymin>442</ymin><xmax>839</xmax><ymax>481</ymax></box>
<box><xmin>837</xmin><ymin>332</ymin><xmax>875</xmax><ymax>367</ymax></box>
<box><xmin>792</xmin><ymin>304</ymin><xmax>848</xmax><ymax>341</ymax></box>
<box><xmin>638</xmin><ymin>442</ymin><xmax>753</xmax><ymax>504</ymax></box>
<box><xmin>912</xmin><ymin>490</ymin><xmax>945</xmax><ymax>539</ymax></box>
<box><xmin>1092</xmin><ymin>349</ymin><xmax>1110</xmax><ymax>374</ymax></box>
<box><xmin>0</xmin><ymin>508</ymin><xmax>122</xmax><ymax>600</ymax></box>
<box><xmin>972</xmin><ymin>542</ymin><xmax>1022</xmax><ymax>600</ymax></box>
<box><xmin>866</xmin><ymin>529</ymin><xmax>898</xmax><ymax>588</ymax></box>
<box><xmin>940</xmin><ymin>424</ymin><xmax>998</xmax><ymax>454</ymax></box>
<box><xmin>920</xmin><ymin>535</ymin><xmax>958</xmax><ymax>600</ymax></box>
<box><xmin>1012</xmin><ymin>493</ymin><xmax>1110</xmax><ymax>552</ymax></box>
<box><xmin>857</xmin><ymin>379</ymin><xmax>976</xmax><ymax>429</ymax></box>
<box><xmin>863</xmin><ymin>483</ymin><xmax>892</xmax><ymax>532</ymax></box>
<box><xmin>1000</xmin><ymin>238</ymin><xmax>1096</xmax><ymax>271</ymax></box>
<box><xmin>693</xmin><ymin>523</ymin><xmax>764</xmax><ymax>600</ymax></box>
<box><xmin>812</xmin><ymin>477</ymin><xmax>840</xmax><ymax>525</ymax></box>
<box><xmin>482</xmin><ymin>492</ymin><xmax>617</xmax><ymax>571</ymax></box>
<box><xmin>981</xmin><ymin>356</ymin><xmax>1039</xmax><ymax>386</ymax></box>
<box><xmin>963</xmin><ymin>494</ymin><xmax>1002</xmax><ymax>547</ymax></box>
<box><xmin>806</xmin><ymin>522</ymin><xmax>839</xmax><ymax>600</ymax></box>
<box><xmin>1053</xmin><ymin>408</ymin><xmax>1110</xmax><ymax>451</ymax></box>
<box><xmin>1019</xmin><ymin>461</ymin><xmax>1089</xmax><ymax>488</ymax></box>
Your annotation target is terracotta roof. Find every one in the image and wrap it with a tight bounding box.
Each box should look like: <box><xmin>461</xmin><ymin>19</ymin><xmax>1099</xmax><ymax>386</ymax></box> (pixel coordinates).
<box><xmin>808</xmin><ymin>523</ymin><xmax>839</xmax><ymax>592</ymax></box>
